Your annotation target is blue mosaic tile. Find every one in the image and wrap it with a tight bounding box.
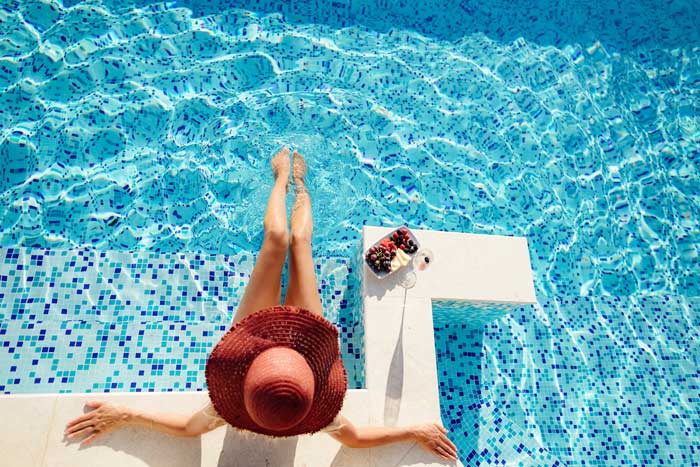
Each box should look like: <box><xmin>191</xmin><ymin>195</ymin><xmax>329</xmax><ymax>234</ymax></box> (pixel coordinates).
<box><xmin>433</xmin><ymin>298</ymin><xmax>700</xmax><ymax>467</ymax></box>
<box><xmin>0</xmin><ymin>246</ymin><xmax>364</xmax><ymax>392</ymax></box>
<box><xmin>433</xmin><ymin>299</ymin><xmax>522</xmax><ymax>327</ymax></box>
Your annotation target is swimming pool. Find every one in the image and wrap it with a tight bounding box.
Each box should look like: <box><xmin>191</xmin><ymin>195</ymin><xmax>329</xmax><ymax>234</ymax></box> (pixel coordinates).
<box><xmin>1</xmin><ymin>0</ymin><xmax>698</xmax><ymax>465</ymax></box>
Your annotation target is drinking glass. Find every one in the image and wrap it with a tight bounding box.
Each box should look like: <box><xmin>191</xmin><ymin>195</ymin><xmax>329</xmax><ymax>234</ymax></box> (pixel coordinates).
<box><xmin>398</xmin><ymin>248</ymin><xmax>434</xmax><ymax>289</ymax></box>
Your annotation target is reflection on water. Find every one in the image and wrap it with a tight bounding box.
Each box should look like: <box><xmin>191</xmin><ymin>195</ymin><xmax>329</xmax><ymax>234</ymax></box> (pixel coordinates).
<box><xmin>0</xmin><ymin>1</ymin><xmax>697</xmax><ymax>297</ymax></box>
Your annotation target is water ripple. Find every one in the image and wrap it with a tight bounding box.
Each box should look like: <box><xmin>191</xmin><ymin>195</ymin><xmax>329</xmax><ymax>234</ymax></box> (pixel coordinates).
<box><xmin>0</xmin><ymin>0</ymin><xmax>697</xmax><ymax>319</ymax></box>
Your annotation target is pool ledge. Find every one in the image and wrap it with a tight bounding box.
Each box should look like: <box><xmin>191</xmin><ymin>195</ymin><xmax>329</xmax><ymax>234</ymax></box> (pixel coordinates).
<box><xmin>362</xmin><ymin>226</ymin><xmax>536</xmax><ymax>467</ymax></box>
<box><xmin>0</xmin><ymin>389</ymin><xmax>370</xmax><ymax>466</ymax></box>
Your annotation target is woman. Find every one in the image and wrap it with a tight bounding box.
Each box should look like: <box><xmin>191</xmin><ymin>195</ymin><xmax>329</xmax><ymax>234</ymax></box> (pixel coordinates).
<box><xmin>64</xmin><ymin>148</ymin><xmax>459</xmax><ymax>462</ymax></box>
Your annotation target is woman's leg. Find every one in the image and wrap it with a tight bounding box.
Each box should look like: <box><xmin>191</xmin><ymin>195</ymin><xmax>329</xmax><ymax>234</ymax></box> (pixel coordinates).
<box><xmin>283</xmin><ymin>151</ymin><xmax>324</xmax><ymax>317</ymax></box>
<box><xmin>232</xmin><ymin>147</ymin><xmax>290</xmax><ymax>325</ymax></box>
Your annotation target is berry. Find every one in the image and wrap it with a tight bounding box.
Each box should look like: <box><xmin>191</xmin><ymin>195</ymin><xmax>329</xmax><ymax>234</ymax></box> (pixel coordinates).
<box><xmin>401</xmin><ymin>228</ymin><xmax>408</xmax><ymax>234</ymax></box>
<box><xmin>370</xmin><ymin>254</ymin><xmax>377</xmax><ymax>261</ymax></box>
<box><xmin>399</xmin><ymin>244</ymin><xmax>406</xmax><ymax>250</ymax></box>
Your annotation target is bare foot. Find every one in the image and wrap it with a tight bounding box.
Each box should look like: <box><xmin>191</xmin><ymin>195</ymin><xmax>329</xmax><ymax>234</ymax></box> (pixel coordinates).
<box><xmin>271</xmin><ymin>147</ymin><xmax>291</xmax><ymax>179</ymax></box>
<box><xmin>292</xmin><ymin>150</ymin><xmax>307</xmax><ymax>183</ymax></box>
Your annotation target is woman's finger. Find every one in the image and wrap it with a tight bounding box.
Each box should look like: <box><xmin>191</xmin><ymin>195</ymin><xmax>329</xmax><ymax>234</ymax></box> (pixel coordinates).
<box><xmin>80</xmin><ymin>432</ymin><xmax>103</xmax><ymax>447</ymax></box>
<box><xmin>439</xmin><ymin>439</ymin><xmax>458</xmax><ymax>458</ymax></box>
<box><xmin>436</xmin><ymin>424</ymin><xmax>448</xmax><ymax>434</ymax></box>
<box><xmin>434</xmin><ymin>445</ymin><xmax>451</xmax><ymax>461</ymax></box>
<box><xmin>65</xmin><ymin>412</ymin><xmax>93</xmax><ymax>428</ymax></box>
<box><xmin>66</xmin><ymin>426</ymin><xmax>94</xmax><ymax>440</ymax></box>
<box><xmin>441</xmin><ymin>434</ymin><xmax>458</xmax><ymax>453</ymax></box>
<box><xmin>65</xmin><ymin>420</ymin><xmax>95</xmax><ymax>435</ymax></box>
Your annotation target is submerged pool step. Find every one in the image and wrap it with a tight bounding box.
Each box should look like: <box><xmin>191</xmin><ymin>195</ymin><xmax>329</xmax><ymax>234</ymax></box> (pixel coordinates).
<box><xmin>0</xmin><ymin>316</ymin><xmax>364</xmax><ymax>394</ymax></box>
<box><xmin>0</xmin><ymin>246</ymin><xmax>359</xmax><ymax>326</ymax></box>
<box><xmin>431</xmin><ymin>294</ymin><xmax>700</xmax><ymax>467</ymax></box>
<box><xmin>0</xmin><ymin>318</ymin><xmax>224</xmax><ymax>394</ymax></box>
<box><xmin>0</xmin><ymin>246</ymin><xmax>251</xmax><ymax>324</ymax></box>
<box><xmin>0</xmin><ymin>246</ymin><xmax>366</xmax><ymax>393</ymax></box>
<box><xmin>442</xmin><ymin>396</ymin><xmax>563</xmax><ymax>467</ymax></box>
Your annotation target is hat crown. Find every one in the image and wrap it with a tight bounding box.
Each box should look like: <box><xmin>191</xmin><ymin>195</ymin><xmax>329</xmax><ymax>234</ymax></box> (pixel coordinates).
<box><xmin>243</xmin><ymin>346</ymin><xmax>315</xmax><ymax>432</ymax></box>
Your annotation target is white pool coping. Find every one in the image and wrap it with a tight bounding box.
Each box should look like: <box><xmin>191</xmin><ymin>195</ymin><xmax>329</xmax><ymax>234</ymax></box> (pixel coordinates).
<box><xmin>0</xmin><ymin>390</ymin><xmax>371</xmax><ymax>467</ymax></box>
<box><xmin>361</xmin><ymin>226</ymin><xmax>536</xmax><ymax>467</ymax></box>
<box><xmin>0</xmin><ymin>226</ymin><xmax>536</xmax><ymax>466</ymax></box>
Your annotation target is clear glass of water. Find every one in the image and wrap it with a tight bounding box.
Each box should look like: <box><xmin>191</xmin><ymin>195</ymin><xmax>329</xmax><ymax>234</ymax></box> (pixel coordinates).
<box><xmin>412</xmin><ymin>248</ymin><xmax>434</xmax><ymax>272</ymax></box>
<box><xmin>398</xmin><ymin>248</ymin><xmax>434</xmax><ymax>289</ymax></box>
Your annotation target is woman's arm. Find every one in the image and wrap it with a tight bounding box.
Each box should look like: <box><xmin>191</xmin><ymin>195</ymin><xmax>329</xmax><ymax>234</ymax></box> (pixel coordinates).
<box><xmin>327</xmin><ymin>415</ymin><xmax>458</xmax><ymax>461</ymax></box>
<box><xmin>64</xmin><ymin>400</ymin><xmax>225</xmax><ymax>446</ymax></box>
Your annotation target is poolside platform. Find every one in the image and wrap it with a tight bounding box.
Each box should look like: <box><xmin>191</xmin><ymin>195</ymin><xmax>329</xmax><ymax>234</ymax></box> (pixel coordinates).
<box><xmin>1</xmin><ymin>226</ymin><xmax>536</xmax><ymax>466</ymax></box>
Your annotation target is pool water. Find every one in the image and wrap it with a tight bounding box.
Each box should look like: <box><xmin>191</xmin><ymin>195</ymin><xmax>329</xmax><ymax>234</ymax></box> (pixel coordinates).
<box><xmin>1</xmin><ymin>0</ymin><xmax>699</xmax><ymax>465</ymax></box>
<box><xmin>433</xmin><ymin>298</ymin><xmax>699</xmax><ymax>466</ymax></box>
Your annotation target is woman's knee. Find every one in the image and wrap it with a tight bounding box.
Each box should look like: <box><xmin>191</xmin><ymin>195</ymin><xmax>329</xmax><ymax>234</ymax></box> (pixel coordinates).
<box><xmin>290</xmin><ymin>230</ymin><xmax>312</xmax><ymax>248</ymax></box>
<box><xmin>264</xmin><ymin>227</ymin><xmax>289</xmax><ymax>251</ymax></box>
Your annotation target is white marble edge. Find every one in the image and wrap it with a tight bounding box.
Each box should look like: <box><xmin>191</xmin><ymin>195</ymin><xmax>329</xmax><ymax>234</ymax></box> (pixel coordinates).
<box><xmin>361</xmin><ymin>225</ymin><xmax>537</xmax><ymax>304</ymax></box>
<box><xmin>0</xmin><ymin>389</ymin><xmax>371</xmax><ymax>467</ymax></box>
<box><xmin>361</xmin><ymin>225</ymin><xmax>537</xmax><ymax>466</ymax></box>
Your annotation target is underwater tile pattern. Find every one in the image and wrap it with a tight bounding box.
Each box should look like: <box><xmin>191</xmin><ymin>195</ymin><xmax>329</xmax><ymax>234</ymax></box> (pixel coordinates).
<box><xmin>433</xmin><ymin>297</ymin><xmax>700</xmax><ymax>467</ymax></box>
<box><xmin>433</xmin><ymin>299</ymin><xmax>522</xmax><ymax>326</ymax></box>
<box><xmin>0</xmin><ymin>246</ymin><xmax>364</xmax><ymax>392</ymax></box>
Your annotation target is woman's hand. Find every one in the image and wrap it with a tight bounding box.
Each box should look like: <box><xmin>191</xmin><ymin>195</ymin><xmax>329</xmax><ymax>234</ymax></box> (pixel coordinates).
<box><xmin>410</xmin><ymin>422</ymin><xmax>459</xmax><ymax>462</ymax></box>
<box><xmin>64</xmin><ymin>401</ymin><xmax>132</xmax><ymax>446</ymax></box>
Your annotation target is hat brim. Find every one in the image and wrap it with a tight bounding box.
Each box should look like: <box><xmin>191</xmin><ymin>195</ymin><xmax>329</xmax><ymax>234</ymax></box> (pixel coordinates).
<box><xmin>205</xmin><ymin>305</ymin><xmax>348</xmax><ymax>437</ymax></box>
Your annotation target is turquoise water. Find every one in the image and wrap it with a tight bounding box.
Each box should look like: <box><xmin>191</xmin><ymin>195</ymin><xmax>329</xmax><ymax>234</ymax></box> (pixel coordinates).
<box><xmin>1</xmin><ymin>0</ymin><xmax>699</xmax><ymax>465</ymax></box>
<box><xmin>1</xmin><ymin>1</ymin><xmax>698</xmax><ymax>298</ymax></box>
<box><xmin>433</xmin><ymin>298</ymin><xmax>699</xmax><ymax>466</ymax></box>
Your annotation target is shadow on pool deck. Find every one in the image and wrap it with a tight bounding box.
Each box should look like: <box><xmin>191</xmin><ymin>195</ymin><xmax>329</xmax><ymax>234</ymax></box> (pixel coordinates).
<box><xmin>383</xmin><ymin>288</ymin><xmax>408</xmax><ymax>426</ymax></box>
<box><xmin>216</xmin><ymin>426</ymin><xmax>298</xmax><ymax>467</ymax></box>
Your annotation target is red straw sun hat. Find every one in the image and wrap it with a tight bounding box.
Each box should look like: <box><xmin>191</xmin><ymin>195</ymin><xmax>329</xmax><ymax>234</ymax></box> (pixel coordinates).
<box><xmin>205</xmin><ymin>305</ymin><xmax>348</xmax><ymax>437</ymax></box>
